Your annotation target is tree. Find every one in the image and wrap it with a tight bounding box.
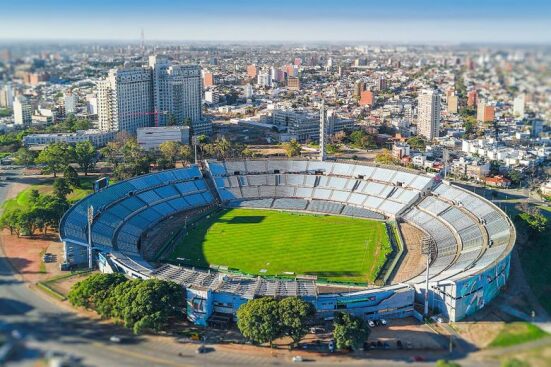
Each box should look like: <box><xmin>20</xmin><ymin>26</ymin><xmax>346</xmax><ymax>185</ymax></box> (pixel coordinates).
<box><xmin>53</xmin><ymin>178</ymin><xmax>73</xmax><ymax>200</ymax></box>
<box><xmin>105</xmin><ymin>279</ymin><xmax>184</xmax><ymax>334</ymax></box>
<box><xmin>0</xmin><ymin>210</ymin><xmax>21</xmax><ymax>235</ymax></box>
<box><xmin>406</xmin><ymin>136</ymin><xmax>426</xmax><ymax>151</ymax></box>
<box><xmin>13</xmin><ymin>147</ymin><xmax>36</xmax><ymax>167</ymax></box>
<box><xmin>237</xmin><ymin>297</ymin><xmax>281</xmax><ymax>347</ymax></box>
<box><xmin>68</xmin><ymin>273</ymin><xmax>128</xmax><ymax>310</ymax></box>
<box><xmin>332</xmin><ymin>312</ymin><xmax>370</xmax><ymax>351</ymax></box>
<box><xmin>375</xmin><ymin>149</ymin><xmax>399</xmax><ymax>165</ymax></box>
<box><xmin>282</xmin><ymin>140</ymin><xmax>301</xmax><ymax>158</ymax></box>
<box><xmin>278</xmin><ymin>298</ymin><xmax>315</xmax><ymax>347</ymax></box>
<box><xmin>36</xmin><ymin>142</ymin><xmax>73</xmax><ymax>177</ymax></box>
<box><xmin>517</xmin><ymin>209</ymin><xmax>549</xmax><ymax>235</ymax></box>
<box><xmin>159</xmin><ymin>141</ymin><xmax>183</xmax><ymax>165</ymax></box>
<box><xmin>74</xmin><ymin>141</ymin><xmax>97</xmax><ymax>176</ymax></box>
<box><xmin>64</xmin><ymin>166</ymin><xmax>80</xmax><ymax>188</ymax></box>
<box><xmin>507</xmin><ymin>170</ymin><xmax>522</xmax><ymax>186</ymax></box>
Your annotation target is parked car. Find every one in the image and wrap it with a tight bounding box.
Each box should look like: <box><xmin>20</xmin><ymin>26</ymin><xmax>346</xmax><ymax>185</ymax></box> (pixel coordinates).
<box><xmin>328</xmin><ymin>340</ymin><xmax>335</xmax><ymax>353</ymax></box>
<box><xmin>380</xmin><ymin>319</ymin><xmax>388</xmax><ymax>326</ymax></box>
<box><xmin>367</xmin><ymin>320</ymin><xmax>375</xmax><ymax>327</ymax></box>
<box><xmin>292</xmin><ymin>356</ymin><xmax>303</xmax><ymax>363</ymax></box>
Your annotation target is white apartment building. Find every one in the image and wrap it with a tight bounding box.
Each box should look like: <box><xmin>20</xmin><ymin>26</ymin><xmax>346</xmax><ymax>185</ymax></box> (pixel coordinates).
<box><xmin>513</xmin><ymin>94</ymin><xmax>525</xmax><ymax>117</ymax></box>
<box><xmin>97</xmin><ymin>55</ymin><xmax>208</xmax><ymax>135</ymax></box>
<box><xmin>13</xmin><ymin>95</ymin><xmax>32</xmax><ymax>126</ymax></box>
<box><xmin>0</xmin><ymin>83</ymin><xmax>14</xmax><ymax>109</ymax></box>
<box><xmin>64</xmin><ymin>91</ymin><xmax>78</xmax><ymax>114</ymax></box>
<box><xmin>137</xmin><ymin>126</ymin><xmax>190</xmax><ymax>150</ymax></box>
<box><xmin>97</xmin><ymin>67</ymin><xmax>154</xmax><ymax>134</ymax></box>
<box><xmin>417</xmin><ymin>89</ymin><xmax>441</xmax><ymax>141</ymax></box>
<box><xmin>23</xmin><ymin>129</ymin><xmax>116</xmax><ymax>148</ymax></box>
<box><xmin>257</xmin><ymin>72</ymin><xmax>271</xmax><ymax>88</ymax></box>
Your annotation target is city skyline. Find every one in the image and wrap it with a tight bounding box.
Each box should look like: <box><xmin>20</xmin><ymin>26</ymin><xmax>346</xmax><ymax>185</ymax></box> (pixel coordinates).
<box><xmin>1</xmin><ymin>0</ymin><xmax>551</xmax><ymax>43</ymax></box>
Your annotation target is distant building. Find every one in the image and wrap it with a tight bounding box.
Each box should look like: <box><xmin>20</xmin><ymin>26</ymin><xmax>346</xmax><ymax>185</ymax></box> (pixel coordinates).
<box><xmin>376</xmin><ymin>76</ymin><xmax>387</xmax><ymax>91</ymax></box>
<box><xmin>467</xmin><ymin>90</ymin><xmax>478</xmax><ymax>107</ymax></box>
<box><xmin>447</xmin><ymin>95</ymin><xmax>458</xmax><ymax>114</ymax></box>
<box><xmin>137</xmin><ymin>126</ymin><xmax>190</xmax><ymax>150</ymax></box>
<box><xmin>64</xmin><ymin>91</ymin><xmax>78</xmax><ymax>114</ymax></box>
<box><xmin>202</xmin><ymin>71</ymin><xmax>215</xmax><ymax>88</ymax></box>
<box><xmin>13</xmin><ymin>95</ymin><xmax>32</xmax><ymax>126</ymax></box>
<box><xmin>257</xmin><ymin>72</ymin><xmax>271</xmax><ymax>88</ymax></box>
<box><xmin>0</xmin><ymin>83</ymin><xmax>14</xmax><ymax>109</ymax></box>
<box><xmin>359</xmin><ymin>90</ymin><xmax>374</xmax><ymax>106</ymax></box>
<box><xmin>244</xmin><ymin>84</ymin><xmax>253</xmax><ymax>99</ymax></box>
<box><xmin>287</xmin><ymin>76</ymin><xmax>300</xmax><ymax>91</ymax></box>
<box><xmin>513</xmin><ymin>94</ymin><xmax>525</xmax><ymax>117</ymax></box>
<box><xmin>23</xmin><ymin>129</ymin><xmax>115</xmax><ymax>148</ymax></box>
<box><xmin>86</xmin><ymin>94</ymin><xmax>98</xmax><ymax>115</ymax></box>
<box><xmin>204</xmin><ymin>89</ymin><xmax>219</xmax><ymax>104</ymax></box>
<box><xmin>477</xmin><ymin>101</ymin><xmax>495</xmax><ymax>122</ymax></box>
<box><xmin>392</xmin><ymin>142</ymin><xmax>410</xmax><ymax>159</ymax></box>
<box><xmin>247</xmin><ymin>64</ymin><xmax>257</xmax><ymax>79</ymax></box>
<box><xmin>417</xmin><ymin>89</ymin><xmax>441</xmax><ymax>141</ymax></box>
<box><xmin>485</xmin><ymin>175</ymin><xmax>511</xmax><ymax>188</ymax></box>
<box><xmin>354</xmin><ymin>80</ymin><xmax>366</xmax><ymax>97</ymax></box>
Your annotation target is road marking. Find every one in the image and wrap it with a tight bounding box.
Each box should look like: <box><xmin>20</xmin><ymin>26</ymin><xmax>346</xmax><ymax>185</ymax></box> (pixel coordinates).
<box><xmin>92</xmin><ymin>342</ymin><xmax>195</xmax><ymax>367</ymax></box>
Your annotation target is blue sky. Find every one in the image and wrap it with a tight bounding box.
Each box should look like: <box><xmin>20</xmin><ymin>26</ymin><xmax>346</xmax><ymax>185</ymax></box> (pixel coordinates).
<box><xmin>1</xmin><ymin>0</ymin><xmax>550</xmax><ymax>43</ymax></box>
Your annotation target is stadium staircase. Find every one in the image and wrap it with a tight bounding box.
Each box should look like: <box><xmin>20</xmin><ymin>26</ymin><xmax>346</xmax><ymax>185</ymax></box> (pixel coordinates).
<box><xmin>200</xmin><ymin>161</ymin><xmax>223</xmax><ymax>206</ymax></box>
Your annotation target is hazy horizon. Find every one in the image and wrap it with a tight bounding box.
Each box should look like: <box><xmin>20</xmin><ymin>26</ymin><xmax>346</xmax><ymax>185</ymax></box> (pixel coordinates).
<box><xmin>1</xmin><ymin>0</ymin><xmax>550</xmax><ymax>44</ymax></box>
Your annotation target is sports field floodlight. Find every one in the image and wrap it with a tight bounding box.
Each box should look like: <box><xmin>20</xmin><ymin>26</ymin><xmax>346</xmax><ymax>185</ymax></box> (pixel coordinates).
<box><xmin>421</xmin><ymin>235</ymin><xmax>435</xmax><ymax>317</ymax></box>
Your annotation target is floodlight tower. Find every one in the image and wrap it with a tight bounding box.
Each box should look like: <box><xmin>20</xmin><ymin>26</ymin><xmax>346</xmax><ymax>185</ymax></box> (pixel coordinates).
<box><xmin>319</xmin><ymin>100</ymin><xmax>327</xmax><ymax>161</ymax></box>
<box><xmin>421</xmin><ymin>235</ymin><xmax>435</xmax><ymax>317</ymax></box>
<box><xmin>87</xmin><ymin>206</ymin><xmax>94</xmax><ymax>269</ymax></box>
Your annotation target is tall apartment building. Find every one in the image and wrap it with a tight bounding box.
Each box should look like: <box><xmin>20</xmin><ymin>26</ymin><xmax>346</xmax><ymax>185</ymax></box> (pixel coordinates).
<box><xmin>64</xmin><ymin>90</ymin><xmax>78</xmax><ymax>114</ymax></box>
<box><xmin>447</xmin><ymin>94</ymin><xmax>458</xmax><ymax>114</ymax></box>
<box><xmin>97</xmin><ymin>67</ymin><xmax>153</xmax><ymax>134</ymax></box>
<box><xmin>477</xmin><ymin>101</ymin><xmax>495</xmax><ymax>122</ymax></box>
<box><xmin>467</xmin><ymin>90</ymin><xmax>478</xmax><ymax>107</ymax></box>
<box><xmin>513</xmin><ymin>94</ymin><xmax>525</xmax><ymax>117</ymax></box>
<box><xmin>97</xmin><ymin>56</ymin><xmax>208</xmax><ymax>136</ymax></box>
<box><xmin>287</xmin><ymin>76</ymin><xmax>300</xmax><ymax>91</ymax></box>
<box><xmin>247</xmin><ymin>64</ymin><xmax>257</xmax><ymax>79</ymax></box>
<box><xmin>417</xmin><ymin>89</ymin><xmax>441</xmax><ymax>141</ymax></box>
<box><xmin>13</xmin><ymin>95</ymin><xmax>32</xmax><ymax>126</ymax></box>
<box><xmin>0</xmin><ymin>83</ymin><xmax>14</xmax><ymax>109</ymax></box>
<box><xmin>202</xmin><ymin>71</ymin><xmax>215</xmax><ymax>89</ymax></box>
<box><xmin>359</xmin><ymin>90</ymin><xmax>374</xmax><ymax>106</ymax></box>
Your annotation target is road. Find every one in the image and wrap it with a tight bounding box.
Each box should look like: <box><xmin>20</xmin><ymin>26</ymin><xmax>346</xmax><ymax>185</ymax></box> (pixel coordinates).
<box><xmin>0</xmin><ymin>167</ymin><xmax>504</xmax><ymax>367</ymax></box>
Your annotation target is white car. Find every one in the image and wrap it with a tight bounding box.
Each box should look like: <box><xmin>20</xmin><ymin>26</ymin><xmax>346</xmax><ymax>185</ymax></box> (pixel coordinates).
<box><xmin>368</xmin><ymin>320</ymin><xmax>375</xmax><ymax>327</ymax></box>
<box><xmin>380</xmin><ymin>319</ymin><xmax>388</xmax><ymax>326</ymax></box>
<box><xmin>292</xmin><ymin>356</ymin><xmax>304</xmax><ymax>363</ymax></box>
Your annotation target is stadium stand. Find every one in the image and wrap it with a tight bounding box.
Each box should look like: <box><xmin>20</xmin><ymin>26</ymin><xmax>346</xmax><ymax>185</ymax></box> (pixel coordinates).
<box><xmin>60</xmin><ymin>160</ymin><xmax>515</xmax><ymax>325</ymax></box>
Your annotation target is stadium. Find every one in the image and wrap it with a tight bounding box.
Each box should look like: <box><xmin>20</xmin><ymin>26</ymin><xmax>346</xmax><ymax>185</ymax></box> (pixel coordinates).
<box><xmin>59</xmin><ymin>159</ymin><xmax>515</xmax><ymax>327</ymax></box>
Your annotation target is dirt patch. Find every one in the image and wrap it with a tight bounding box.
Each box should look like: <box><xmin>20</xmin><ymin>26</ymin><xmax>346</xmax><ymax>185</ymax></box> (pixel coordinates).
<box><xmin>391</xmin><ymin>222</ymin><xmax>427</xmax><ymax>283</ymax></box>
<box><xmin>451</xmin><ymin>321</ymin><xmax>505</xmax><ymax>348</ymax></box>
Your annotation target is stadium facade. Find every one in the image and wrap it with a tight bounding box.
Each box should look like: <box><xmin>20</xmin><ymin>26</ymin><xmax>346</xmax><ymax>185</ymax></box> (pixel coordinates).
<box><xmin>60</xmin><ymin>160</ymin><xmax>515</xmax><ymax>325</ymax></box>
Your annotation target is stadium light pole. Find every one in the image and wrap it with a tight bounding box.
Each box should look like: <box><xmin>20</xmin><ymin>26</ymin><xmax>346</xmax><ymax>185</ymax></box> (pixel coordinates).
<box><xmin>87</xmin><ymin>205</ymin><xmax>94</xmax><ymax>269</ymax></box>
<box><xmin>192</xmin><ymin>136</ymin><xmax>198</xmax><ymax>165</ymax></box>
<box><xmin>421</xmin><ymin>236</ymin><xmax>434</xmax><ymax>318</ymax></box>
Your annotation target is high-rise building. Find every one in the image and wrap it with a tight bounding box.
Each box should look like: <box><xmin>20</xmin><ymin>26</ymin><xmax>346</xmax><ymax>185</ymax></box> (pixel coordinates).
<box><xmin>202</xmin><ymin>71</ymin><xmax>215</xmax><ymax>89</ymax></box>
<box><xmin>64</xmin><ymin>90</ymin><xmax>78</xmax><ymax>114</ymax></box>
<box><xmin>354</xmin><ymin>80</ymin><xmax>366</xmax><ymax>97</ymax></box>
<box><xmin>447</xmin><ymin>94</ymin><xmax>458</xmax><ymax>114</ymax></box>
<box><xmin>417</xmin><ymin>89</ymin><xmax>441</xmax><ymax>141</ymax></box>
<box><xmin>86</xmin><ymin>94</ymin><xmax>98</xmax><ymax>115</ymax></box>
<box><xmin>467</xmin><ymin>90</ymin><xmax>478</xmax><ymax>107</ymax></box>
<box><xmin>287</xmin><ymin>76</ymin><xmax>300</xmax><ymax>91</ymax></box>
<box><xmin>376</xmin><ymin>76</ymin><xmax>387</xmax><ymax>91</ymax></box>
<box><xmin>0</xmin><ymin>83</ymin><xmax>14</xmax><ymax>109</ymax></box>
<box><xmin>244</xmin><ymin>84</ymin><xmax>253</xmax><ymax>99</ymax></box>
<box><xmin>477</xmin><ymin>101</ymin><xmax>495</xmax><ymax>122</ymax></box>
<box><xmin>513</xmin><ymin>94</ymin><xmax>525</xmax><ymax>117</ymax></box>
<box><xmin>97</xmin><ymin>67</ymin><xmax>154</xmax><ymax>134</ymax></box>
<box><xmin>13</xmin><ymin>95</ymin><xmax>32</xmax><ymax>126</ymax></box>
<box><xmin>257</xmin><ymin>72</ymin><xmax>271</xmax><ymax>88</ymax></box>
<box><xmin>247</xmin><ymin>64</ymin><xmax>257</xmax><ymax>79</ymax></box>
<box><xmin>359</xmin><ymin>90</ymin><xmax>374</xmax><ymax>106</ymax></box>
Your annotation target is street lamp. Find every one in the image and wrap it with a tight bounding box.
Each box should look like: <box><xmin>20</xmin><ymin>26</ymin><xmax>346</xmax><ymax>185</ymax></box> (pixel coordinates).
<box><xmin>421</xmin><ymin>235</ymin><xmax>435</xmax><ymax>318</ymax></box>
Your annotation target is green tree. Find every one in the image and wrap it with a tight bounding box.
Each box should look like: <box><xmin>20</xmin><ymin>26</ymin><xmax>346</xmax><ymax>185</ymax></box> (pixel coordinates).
<box><xmin>36</xmin><ymin>142</ymin><xmax>73</xmax><ymax>177</ymax></box>
<box><xmin>237</xmin><ymin>297</ymin><xmax>281</xmax><ymax>347</ymax></box>
<box><xmin>106</xmin><ymin>279</ymin><xmax>184</xmax><ymax>334</ymax></box>
<box><xmin>74</xmin><ymin>141</ymin><xmax>97</xmax><ymax>176</ymax></box>
<box><xmin>0</xmin><ymin>210</ymin><xmax>21</xmax><ymax>235</ymax></box>
<box><xmin>64</xmin><ymin>166</ymin><xmax>80</xmax><ymax>188</ymax></box>
<box><xmin>282</xmin><ymin>140</ymin><xmax>301</xmax><ymax>158</ymax></box>
<box><xmin>13</xmin><ymin>147</ymin><xmax>36</xmax><ymax>167</ymax></box>
<box><xmin>159</xmin><ymin>141</ymin><xmax>182</xmax><ymax>165</ymax></box>
<box><xmin>333</xmin><ymin>312</ymin><xmax>370</xmax><ymax>351</ymax></box>
<box><xmin>68</xmin><ymin>273</ymin><xmax>128</xmax><ymax>310</ymax></box>
<box><xmin>53</xmin><ymin>178</ymin><xmax>73</xmax><ymax>200</ymax></box>
<box><xmin>517</xmin><ymin>210</ymin><xmax>549</xmax><ymax>235</ymax></box>
<box><xmin>278</xmin><ymin>298</ymin><xmax>315</xmax><ymax>347</ymax></box>
<box><xmin>406</xmin><ymin>136</ymin><xmax>426</xmax><ymax>151</ymax></box>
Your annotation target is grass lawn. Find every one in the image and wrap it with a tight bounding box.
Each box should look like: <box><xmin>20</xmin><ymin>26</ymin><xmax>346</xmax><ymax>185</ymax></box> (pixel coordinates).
<box><xmin>490</xmin><ymin>322</ymin><xmax>548</xmax><ymax>348</ymax></box>
<box><xmin>2</xmin><ymin>176</ymin><xmax>95</xmax><ymax>213</ymax></box>
<box><xmin>169</xmin><ymin>208</ymin><xmax>392</xmax><ymax>284</ymax></box>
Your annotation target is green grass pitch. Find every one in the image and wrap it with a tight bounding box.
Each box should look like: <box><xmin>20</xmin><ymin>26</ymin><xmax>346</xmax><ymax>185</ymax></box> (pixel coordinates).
<box><xmin>169</xmin><ymin>208</ymin><xmax>392</xmax><ymax>284</ymax></box>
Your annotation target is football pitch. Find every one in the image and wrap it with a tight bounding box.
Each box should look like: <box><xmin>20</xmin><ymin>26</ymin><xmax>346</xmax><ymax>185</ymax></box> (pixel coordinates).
<box><xmin>169</xmin><ymin>208</ymin><xmax>392</xmax><ymax>284</ymax></box>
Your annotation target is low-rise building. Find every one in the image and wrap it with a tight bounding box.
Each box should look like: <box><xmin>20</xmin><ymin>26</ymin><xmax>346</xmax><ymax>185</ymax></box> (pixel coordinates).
<box><xmin>23</xmin><ymin>129</ymin><xmax>116</xmax><ymax>148</ymax></box>
<box><xmin>137</xmin><ymin>126</ymin><xmax>190</xmax><ymax>150</ymax></box>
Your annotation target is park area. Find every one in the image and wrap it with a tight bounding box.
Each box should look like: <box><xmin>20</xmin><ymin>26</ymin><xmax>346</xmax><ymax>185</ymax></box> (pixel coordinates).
<box><xmin>169</xmin><ymin>208</ymin><xmax>392</xmax><ymax>284</ymax></box>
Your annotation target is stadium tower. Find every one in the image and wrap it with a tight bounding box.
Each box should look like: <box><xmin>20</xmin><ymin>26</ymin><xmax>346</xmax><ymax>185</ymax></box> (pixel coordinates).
<box><xmin>319</xmin><ymin>100</ymin><xmax>327</xmax><ymax>161</ymax></box>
